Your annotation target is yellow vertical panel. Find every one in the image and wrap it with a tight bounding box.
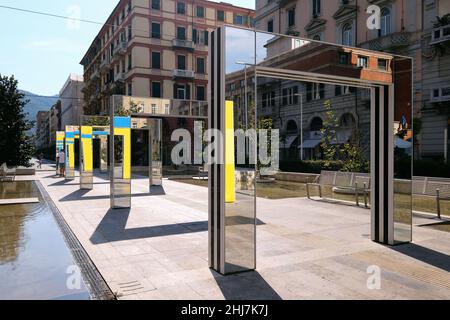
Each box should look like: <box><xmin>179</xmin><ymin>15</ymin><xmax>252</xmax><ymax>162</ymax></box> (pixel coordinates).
<box><xmin>81</xmin><ymin>126</ymin><xmax>93</xmax><ymax>172</ymax></box>
<box><xmin>115</xmin><ymin>128</ymin><xmax>131</xmax><ymax>179</ymax></box>
<box><xmin>68</xmin><ymin>144</ymin><xmax>75</xmax><ymax>168</ymax></box>
<box><xmin>225</xmin><ymin>101</ymin><xmax>236</xmax><ymax>203</ymax></box>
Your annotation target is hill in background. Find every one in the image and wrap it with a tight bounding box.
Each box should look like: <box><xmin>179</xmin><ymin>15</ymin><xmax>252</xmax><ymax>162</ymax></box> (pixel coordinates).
<box><xmin>19</xmin><ymin>90</ymin><xmax>59</xmax><ymax>132</ymax></box>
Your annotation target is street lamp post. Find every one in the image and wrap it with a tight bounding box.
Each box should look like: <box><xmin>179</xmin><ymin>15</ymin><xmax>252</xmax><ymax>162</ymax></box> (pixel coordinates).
<box><xmin>294</xmin><ymin>93</ymin><xmax>304</xmax><ymax>161</ymax></box>
<box><xmin>236</xmin><ymin>61</ymin><xmax>253</xmax><ymax>131</ymax></box>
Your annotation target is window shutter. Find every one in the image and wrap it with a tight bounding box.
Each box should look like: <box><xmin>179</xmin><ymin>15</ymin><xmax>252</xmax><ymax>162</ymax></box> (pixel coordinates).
<box><xmin>193</xmin><ymin>29</ymin><xmax>198</xmax><ymax>44</ymax></box>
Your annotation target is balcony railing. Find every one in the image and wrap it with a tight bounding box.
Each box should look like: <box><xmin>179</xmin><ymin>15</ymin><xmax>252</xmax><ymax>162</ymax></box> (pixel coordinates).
<box><xmin>362</xmin><ymin>32</ymin><xmax>410</xmax><ymax>51</ymax></box>
<box><xmin>430</xmin><ymin>25</ymin><xmax>450</xmax><ymax>45</ymax></box>
<box><xmin>110</xmin><ymin>95</ymin><xmax>208</xmax><ymax>117</ymax></box>
<box><xmin>172</xmin><ymin>69</ymin><xmax>195</xmax><ymax>79</ymax></box>
<box><xmin>100</xmin><ymin>58</ymin><xmax>111</xmax><ymax>72</ymax></box>
<box><xmin>113</xmin><ymin>42</ymin><xmax>128</xmax><ymax>57</ymax></box>
<box><xmin>115</xmin><ymin>72</ymin><xmax>126</xmax><ymax>83</ymax></box>
<box><xmin>172</xmin><ymin>39</ymin><xmax>195</xmax><ymax>51</ymax></box>
<box><xmin>90</xmin><ymin>68</ymin><xmax>99</xmax><ymax>81</ymax></box>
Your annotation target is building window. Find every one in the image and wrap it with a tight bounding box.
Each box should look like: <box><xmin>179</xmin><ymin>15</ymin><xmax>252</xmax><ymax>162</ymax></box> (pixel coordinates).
<box><xmin>335</xmin><ymin>85</ymin><xmax>352</xmax><ymax>96</ymax></box>
<box><xmin>174</xmin><ymin>84</ymin><xmax>186</xmax><ymax>99</ymax></box>
<box><xmin>268</xmin><ymin>19</ymin><xmax>274</xmax><ymax>33</ymax></box>
<box><xmin>152</xmin><ymin>51</ymin><xmax>161</xmax><ymax>69</ymax></box>
<box><xmin>151</xmin><ymin>0</ymin><xmax>160</xmax><ymax>10</ymax></box>
<box><xmin>306</xmin><ymin>83</ymin><xmax>325</xmax><ymax>101</ymax></box>
<box><xmin>342</xmin><ymin>23</ymin><xmax>352</xmax><ymax>46</ymax></box>
<box><xmin>196</xmin><ymin>86</ymin><xmax>205</xmax><ymax>101</ymax></box>
<box><xmin>122</xmin><ymin>59</ymin><xmax>126</xmax><ymax>73</ymax></box>
<box><xmin>378</xmin><ymin>58</ymin><xmax>388</xmax><ymax>70</ymax></box>
<box><xmin>151</xmin><ymin>104</ymin><xmax>157</xmax><ymax>114</ymax></box>
<box><xmin>128</xmin><ymin>53</ymin><xmax>132</xmax><ymax>70</ymax></box>
<box><xmin>165</xmin><ymin>104</ymin><xmax>170</xmax><ymax>114</ymax></box>
<box><xmin>128</xmin><ymin>24</ymin><xmax>132</xmax><ymax>41</ymax></box>
<box><xmin>127</xmin><ymin>82</ymin><xmax>132</xmax><ymax>96</ymax></box>
<box><xmin>217</xmin><ymin>10</ymin><xmax>225</xmax><ymax>22</ymax></box>
<box><xmin>177</xmin><ymin>2</ymin><xmax>186</xmax><ymax>15</ymax></box>
<box><xmin>204</xmin><ymin>30</ymin><xmax>209</xmax><ymax>45</ymax></box>
<box><xmin>197</xmin><ymin>6</ymin><xmax>205</xmax><ymax>18</ymax></box>
<box><xmin>282</xmin><ymin>86</ymin><xmax>299</xmax><ymax>105</ymax></box>
<box><xmin>338</xmin><ymin>52</ymin><xmax>350</xmax><ymax>64</ymax></box>
<box><xmin>177</xmin><ymin>55</ymin><xmax>186</xmax><ymax>70</ymax></box>
<box><xmin>151</xmin><ymin>23</ymin><xmax>161</xmax><ymax>39</ymax></box>
<box><xmin>177</xmin><ymin>26</ymin><xmax>186</xmax><ymax>40</ymax></box>
<box><xmin>234</xmin><ymin>14</ymin><xmax>244</xmax><ymax>25</ymax></box>
<box><xmin>357</xmin><ymin>56</ymin><xmax>369</xmax><ymax>68</ymax></box>
<box><xmin>380</xmin><ymin>8</ymin><xmax>391</xmax><ymax>37</ymax></box>
<box><xmin>312</xmin><ymin>0</ymin><xmax>321</xmax><ymax>17</ymax></box>
<box><xmin>288</xmin><ymin>7</ymin><xmax>295</xmax><ymax>28</ymax></box>
<box><xmin>313</xmin><ymin>34</ymin><xmax>321</xmax><ymax>41</ymax></box>
<box><xmin>196</xmin><ymin>57</ymin><xmax>205</xmax><ymax>74</ymax></box>
<box><xmin>152</xmin><ymin>81</ymin><xmax>162</xmax><ymax>98</ymax></box>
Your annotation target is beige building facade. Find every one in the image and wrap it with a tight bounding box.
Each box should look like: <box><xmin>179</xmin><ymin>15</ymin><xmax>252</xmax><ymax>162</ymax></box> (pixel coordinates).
<box><xmin>81</xmin><ymin>0</ymin><xmax>255</xmax><ymax>116</ymax></box>
<box><xmin>255</xmin><ymin>0</ymin><xmax>450</xmax><ymax>160</ymax></box>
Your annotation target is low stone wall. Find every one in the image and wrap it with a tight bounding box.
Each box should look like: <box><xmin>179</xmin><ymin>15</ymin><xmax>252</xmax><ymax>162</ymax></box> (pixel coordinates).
<box><xmin>16</xmin><ymin>168</ymin><xmax>36</xmax><ymax>176</ymax></box>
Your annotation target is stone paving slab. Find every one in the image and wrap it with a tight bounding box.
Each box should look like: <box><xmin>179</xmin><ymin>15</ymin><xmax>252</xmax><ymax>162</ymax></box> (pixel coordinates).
<box><xmin>36</xmin><ymin>171</ymin><xmax>450</xmax><ymax>300</ymax></box>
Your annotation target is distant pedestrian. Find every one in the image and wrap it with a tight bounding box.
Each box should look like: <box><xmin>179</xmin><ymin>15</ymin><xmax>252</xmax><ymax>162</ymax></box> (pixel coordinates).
<box><xmin>55</xmin><ymin>151</ymin><xmax>60</xmax><ymax>172</ymax></box>
<box><xmin>58</xmin><ymin>149</ymin><xmax>66</xmax><ymax>176</ymax></box>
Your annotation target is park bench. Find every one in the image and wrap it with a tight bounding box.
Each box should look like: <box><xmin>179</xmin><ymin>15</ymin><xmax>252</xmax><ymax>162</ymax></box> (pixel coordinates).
<box><xmin>0</xmin><ymin>163</ymin><xmax>16</xmax><ymax>182</ymax></box>
<box><xmin>413</xmin><ymin>176</ymin><xmax>450</xmax><ymax>219</ymax></box>
<box><xmin>306</xmin><ymin>170</ymin><xmax>371</xmax><ymax>208</ymax></box>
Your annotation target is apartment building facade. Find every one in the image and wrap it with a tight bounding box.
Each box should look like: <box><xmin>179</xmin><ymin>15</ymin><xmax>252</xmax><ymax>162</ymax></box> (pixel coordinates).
<box><xmin>35</xmin><ymin>101</ymin><xmax>62</xmax><ymax>156</ymax></box>
<box><xmin>60</xmin><ymin>74</ymin><xmax>84</xmax><ymax>129</ymax></box>
<box><xmin>35</xmin><ymin>111</ymin><xmax>50</xmax><ymax>151</ymax></box>
<box><xmin>80</xmin><ymin>0</ymin><xmax>255</xmax><ymax>116</ymax></box>
<box><xmin>254</xmin><ymin>0</ymin><xmax>450</xmax><ymax>160</ymax></box>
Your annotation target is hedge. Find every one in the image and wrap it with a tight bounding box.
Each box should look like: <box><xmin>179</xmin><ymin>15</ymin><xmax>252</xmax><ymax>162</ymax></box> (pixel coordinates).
<box><xmin>413</xmin><ymin>160</ymin><xmax>450</xmax><ymax>178</ymax></box>
<box><xmin>280</xmin><ymin>159</ymin><xmax>450</xmax><ymax>178</ymax></box>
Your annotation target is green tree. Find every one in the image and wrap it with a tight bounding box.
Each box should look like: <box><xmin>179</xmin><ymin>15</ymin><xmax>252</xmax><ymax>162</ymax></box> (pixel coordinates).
<box><xmin>340</xmin><ymin>129</ymin><xmax>369</xmax><ymax>173</ymax></box>
<box><xmin>320</xmin><ymin>100</ymin><xmax>340</xmax><ymax>168</ymax></box>
<box><xmin>320</xmin><ymin>100</ymin><xmax>368</xmax><ymax>172</ymax></box>
<box><xmin>0</xmin><ymin>75</ymin><xmax>35</xmax><ymax>167</ymax></box>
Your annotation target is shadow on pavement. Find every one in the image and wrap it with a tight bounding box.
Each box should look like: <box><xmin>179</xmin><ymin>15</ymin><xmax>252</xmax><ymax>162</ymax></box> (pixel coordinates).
<box><xmin>389</xmin><ymin>243</ymin><xmax>450</xmax><ymax>272</ymax></box>
<box><xmin>210</xmin><ymin>269</ymin><xmax>282</xmax><ymax>300</ymax></box>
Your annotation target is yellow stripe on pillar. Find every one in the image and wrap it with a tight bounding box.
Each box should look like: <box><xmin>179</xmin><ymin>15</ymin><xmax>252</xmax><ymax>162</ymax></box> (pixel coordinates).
<box><xmin>114</xmin><ymin>127</ymin><xmax>131</xmax><ymax>179</ymax></box>
<box><xmin>68</xmin><ymin>144</ymin><xmax>75</xmax><ymax>169</ymax></box>
<box><xmin>81</xmin><ymin>126</ymin><xmax>93</xmax><ymax>172</ymax></box>
<box><xmin>225</xmin><ymin>100</ymin><xmax>236</xmax><ymax>203</ymax></box>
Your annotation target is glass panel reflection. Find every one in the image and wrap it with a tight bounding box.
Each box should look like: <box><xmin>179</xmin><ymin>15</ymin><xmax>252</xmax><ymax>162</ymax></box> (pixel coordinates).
<box><xmin>393</xmin><ymin>57</ymin><xmax>413</xmax><ymax>244</ymax></box>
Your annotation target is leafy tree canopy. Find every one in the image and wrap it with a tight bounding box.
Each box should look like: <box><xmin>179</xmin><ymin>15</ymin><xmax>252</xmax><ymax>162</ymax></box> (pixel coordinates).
<box><xmin>0</xmin><ymin>75</ymin><xmax>35</xmax><ymax>167</ymax></box>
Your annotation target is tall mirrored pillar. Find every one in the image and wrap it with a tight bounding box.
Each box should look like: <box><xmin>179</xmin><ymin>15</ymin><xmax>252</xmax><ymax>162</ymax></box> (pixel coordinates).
<box><xmin>110</xmin><ymin>116</ymin><xmax>132</xmax><ymax>209</ymax></box>
<box><xmin>65</xmin><ymin>126</ymin><xmax>78</xmax><ymax>180</ymax></box>
<box><xmin>148</xmin><ymin>118</ymin><xmax>163</xmax><ymax>187</ymax></box>
<box><xmin>80</xmin><ymin>126</ymin><xmax>93</xmax><ymax>190</ymax></box>
<box><xmin>56</xmin><ymin>131</ymin><xmax>65</xmax><ymax>175</ymax></box>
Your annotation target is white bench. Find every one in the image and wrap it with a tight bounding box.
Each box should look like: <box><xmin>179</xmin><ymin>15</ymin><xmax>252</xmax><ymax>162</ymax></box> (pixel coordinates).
<box><xmin>307</xmin><ymin>170</ymin><xmax>371</xmax><ymax>207</ymax></box>
<box><xmin>0</xmin><ymin>163</ymin><xmax>16</xmax><ymax>182</ymax></box>
<box><xmin>413</xmin><ymin>176</ymin><xmax>450</xmax><ymax>219</ymax></box>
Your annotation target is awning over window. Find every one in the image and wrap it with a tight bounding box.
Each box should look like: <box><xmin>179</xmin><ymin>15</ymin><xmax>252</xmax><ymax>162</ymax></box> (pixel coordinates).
<box><xmin>299</xmin><ymin>139</ymin><xmax>321</xmax><ymax>149</ymax></box>
<box><xmin>281</xmin><ymin>135</ymin><xmax>298</xmax><ymax>148</ymax></box>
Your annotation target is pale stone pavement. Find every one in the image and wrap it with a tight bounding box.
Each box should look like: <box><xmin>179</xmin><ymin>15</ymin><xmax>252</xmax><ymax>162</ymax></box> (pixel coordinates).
<box><xmin>34</xmin><ymin>166</ymin><xmax>450</xmax><ymax>300</ymax></box>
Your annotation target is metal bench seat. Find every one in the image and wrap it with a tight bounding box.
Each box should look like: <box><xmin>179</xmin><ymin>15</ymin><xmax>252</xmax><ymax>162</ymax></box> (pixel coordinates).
<box><xmin>307</xmin><ymin>170</ymin><xmax>371</xmax><ymax>208</ymax></box>
<box><xmin>413</xmin><ymin>176</ymin><xmax>450</xmax><ymax>219</ymax></box>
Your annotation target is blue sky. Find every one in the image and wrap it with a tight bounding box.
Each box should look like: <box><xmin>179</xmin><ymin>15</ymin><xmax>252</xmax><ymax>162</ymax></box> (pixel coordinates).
<box><xmin>0</xmin><ymin>0</ymin><xmax>255</xmax><ymax>96</ymax></box>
